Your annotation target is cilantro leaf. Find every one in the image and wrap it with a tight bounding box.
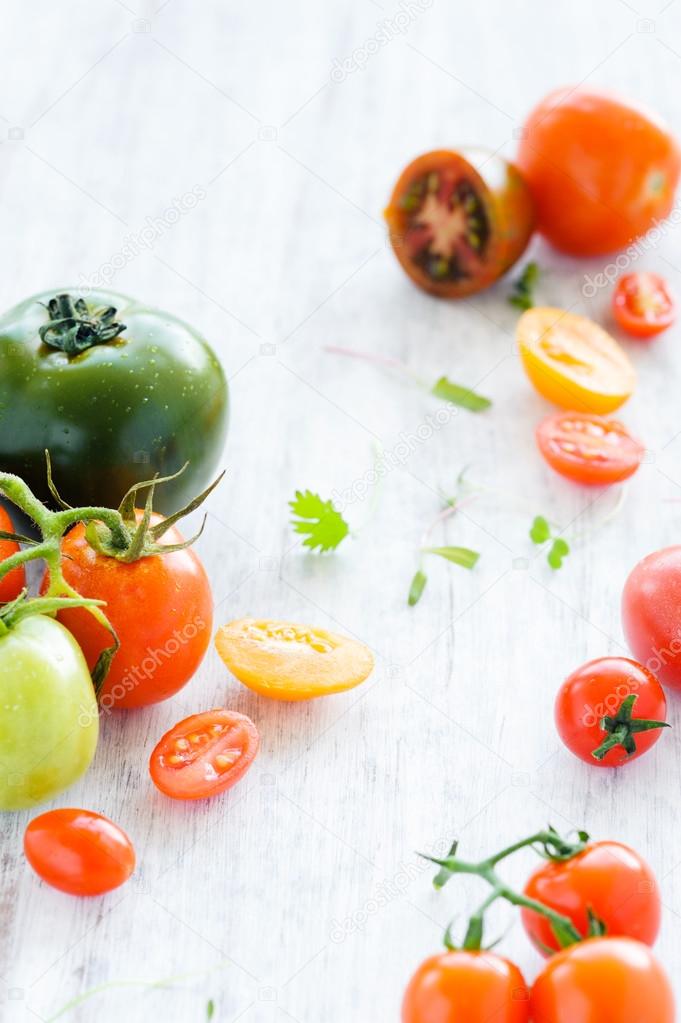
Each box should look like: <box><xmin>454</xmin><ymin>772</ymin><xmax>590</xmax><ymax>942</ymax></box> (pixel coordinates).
<box><xmin>289</xmin><ymin>490</ymin><xmax>349</xmax><ymax>553</ymax></box>
<box><xmin>408</xmin><ymin>569</ymin><xmax>428</xmax><ymax>606</ymax></box>
<box><xmin>423</xmin><ymin>546</ymin><xmax>480</xmax><ymax>569</ymax></box>
<box><xmin>529</xmin><ymin>515</ymin><xmax>551</xmax><ymax>544</ymax></box>
<box><xmin>431</xmin><ymin>376</ymin><xmax>491</xmax><ymax>412</ymax></box>
<box><xmin>509</xmin><ymin>261</ymin><xmax>540</xmax><ymax>311</ymax></box>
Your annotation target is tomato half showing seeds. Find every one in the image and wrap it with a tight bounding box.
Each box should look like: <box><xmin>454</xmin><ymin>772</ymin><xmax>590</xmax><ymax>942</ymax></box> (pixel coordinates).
<box><xmin>530</xmin><ymin>938</ymin><xmax>674</xmax><ymax>1023</ymax></box>
<box><xmin>517</xmin><ymin>87</ymin><xmax>681</xmax><ymax>256</ymax></box>
<box><xmin>613</xmin><ymin>273</ymin><xmax>676</xmax><ymax>339</ymax></box>
<box><xmin>536</xmin><ymin>412</ymin><xmax>644</xmax><ymax>485</ymax></box>
<box><xmin>24</xmin><ymin>809</ymin><xmax>135</xmax><ymax>896</ymax></box>
<box><xmin>517</xmin><ymin>308</ymin><xmax>636</xmax><ymax>413</ymax></box>
<box><xmin>555</xmin><ymin>657</ymin><xmax>668</xmax><ymax>768</ymax></box>
<box><xmin>401</xmin><ymin>951</ymin><xmax>530</xmax><ymax>1023</ymax></box>
<box><xmin>149</xmin><ymin>709</ymin><xmax>260</xmax><ymax>800</ymax></box>
<box><xmin>522</xmin><ymin>840</ymin><xmax>661</xmax><ymax>956</ymax></box>
<box><xmin>215</xmin><ymin>618</ymin><xmax>375</xmax><ymax>700</ymax></box>
<box><xmin>622</xmin><ymin>545</ymin><xmax>681</xmax><ymax>691</ymax></box>
<box><xmin>385</xmin><ymin>149</ymin><xmax>534</xmax><ymax>298</ymax></box>
<box><xmin>0</xmin><ymin>505</ymin><xmax>26</xmax><ymax>603</ymax></box>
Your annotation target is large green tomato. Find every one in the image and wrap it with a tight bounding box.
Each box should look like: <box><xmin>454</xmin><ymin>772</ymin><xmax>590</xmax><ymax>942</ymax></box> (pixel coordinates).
<box><xmin>0</xmin><ymin>289</ymin><xmax>228</xmax><ymax>513</ymax></box>
<box><xmin>0</xmin><ymin>615</ymin><xmax>98</xmax><ymax>810</ymax></box>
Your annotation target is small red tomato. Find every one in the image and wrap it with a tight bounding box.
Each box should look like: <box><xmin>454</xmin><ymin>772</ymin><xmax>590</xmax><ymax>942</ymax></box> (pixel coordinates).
<box><xmin>613</xmin><ymin>273</ymin><xmax>675</xmax><ymax>338</ymax></box>
<box><xmin>24</xmin><ymin>809</ymin><xmax>135</xmax><ymax>896</ymax></box>
<box><xmin>555</xmin><ymin>657</ymin><xmax>668</xmax><ymax>767</ymax></box>
<box><xmin>522</xmin><ymin>841</ymin><xmax>660</xmax><ymax>956</ymax></box>
<box><xmin>0</xmin><ymin>505</ymin><xmax>26</xmax><ymax>603</ymax></box>
<box><xmin>149</xmin><ymin>709</ymin><xmax>260</xmax><ymax>800</ymax></box>
<box><xmin>536</xmin><ymin>412</ymin><xmax>644</xmax><ymax>485</ymax></box>
<box><xmin>402</xmin><ymin>950</ymin><xmax>530</xmax><ymax>1023</ymax></box>
<box><xmin>622</xmin><ymin>545</ymin><xmax>681</xmax><ymax>691</ymax></box>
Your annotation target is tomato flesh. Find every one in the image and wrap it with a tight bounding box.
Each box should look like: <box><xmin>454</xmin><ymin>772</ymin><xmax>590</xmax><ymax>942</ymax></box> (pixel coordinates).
<box><xmin>149</xmin><ymin>709</ymin><xmax>260</xmax><ymax>800</ymax></box>
<box><xmin>530</xmin><ymin>938</ymin><xmax>674</xmax><ymax>1022</ymax></box>
<box><xmin>385</xmin><ymin>149</ymin><xmax>534</xmax><ymax>297</ymax></box>
<box><xmin>402</xmin><ymin>951</ymin><xmax>530</xmax><ymax>1023</ymax></box>
<box><xmin>555</xmin><ymin>657</ymin><xmax>667</xmax><ymax>768</ymax></box>
<box><xmin>613</xmin><ymin>273</ymin><xmax>675</xmax><ymax>338</ymax></box>
<box><xmin>0</xmin><ymin>505</ymin><xmax>26</xmax><ymax>603</ymax></box>
<box><xmin>536</xmin><ymin>411</ymin><xmax>644</xmax><ymax>485</ymax></box>
<box><xmin>522</xmin><ymin>841</ymin><xmax>661</xmax><ymax>955</ymax></box>
<box><xmin>622</xmin><ymin>545</ymin><xmax>681</xmax><ymax>691</ymax></box>
<box><xmin>24</xmin><ymin>809</ymin><xmax>135</xmax><ymax>896</ymax></box>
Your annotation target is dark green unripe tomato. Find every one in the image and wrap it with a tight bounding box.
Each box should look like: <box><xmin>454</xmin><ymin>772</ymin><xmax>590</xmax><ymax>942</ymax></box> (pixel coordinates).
<box><xmin>0</xmin><ymin>289</ymin><xmax>228</xmax><ymax>513</ymax></box>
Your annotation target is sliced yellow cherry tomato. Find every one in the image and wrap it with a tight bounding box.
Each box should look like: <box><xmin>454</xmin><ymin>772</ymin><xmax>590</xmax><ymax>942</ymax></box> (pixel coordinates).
<box><xmin>215</xmin><ymin>618</ymin><xmax>374</xmax><ymax>701</ymax></box>
<box><xmin>517</xmin><ymin>307</ymin><xmax>635</xmax><ymax>413</ymax></box>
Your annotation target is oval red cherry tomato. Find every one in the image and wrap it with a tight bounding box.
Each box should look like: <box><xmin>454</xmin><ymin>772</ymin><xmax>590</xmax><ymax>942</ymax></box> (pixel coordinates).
<box><xmin>385</xmin><ymin>149</ymin><xmax>534</xmax><ymax>298</ymax></box>
<box><xmin>530</xmin><ymin>937</ymin><xmax>674</xmax><ymax>1023</ymax></box>
<box><xmin>517</xmin><ymin>87</ymin><xmax>681</xmax><ymax>256</ymax></box>
<box><xmin>622</xmin><ymin>545</ymin><xmax>681</xmax><ymax>691</ymax></box>
<box><xmin>555</xmin><ymin>657</ymin><xmax>668</xmax><ymax>768</ymax></box>
<box><xmin>0</xmin><ymin>505</ymin><xmax>26</xmax><ymax>603</ymax></box>
<box><xmin>402</xmin><ymin>950</ymin><xmax>530</xmax><ymax>1023</ymax></box>
<box><xmin>24</xmin><ymin>809</ymin><xmax>135</xmax><ymax>896</ymax></box>
<box><xmin>149</xmin><ymin>709</ymin><xmax>260</xmax><ymax>801</ymax></box>
<box><xmin>613</xmin><ymin>273</ymin><xmax>675</xmax><ymax>339</ymax></box>
<box><xmin>522</xmin><ymin>841</ymin><xmax>660</xmax><ymax>956</ymax></box>
<box><xmin>536</xmin><ymin>412</ymin><xmax>644</xmax><ymax>485</ymax></box>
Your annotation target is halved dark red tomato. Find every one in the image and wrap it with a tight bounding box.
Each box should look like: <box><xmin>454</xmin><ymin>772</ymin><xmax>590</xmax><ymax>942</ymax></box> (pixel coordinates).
<box><xmin>536</xmin><ymin>411</ymin><xmax>644</xmax><ymax>485</ymax></box>
<box><xmin>613</xmin><ymin>273</ymin><xmax>676</xmax><ymax>339</ymax></box>
<box><xmin>149</xmin><ymin>709</ymin><xmax>260</xmax><ymax>801</ymax></box>
<box><xmin>384</xmin><ymin>149</ymin><xmax>535</xmax><ymax>297</ymax></box>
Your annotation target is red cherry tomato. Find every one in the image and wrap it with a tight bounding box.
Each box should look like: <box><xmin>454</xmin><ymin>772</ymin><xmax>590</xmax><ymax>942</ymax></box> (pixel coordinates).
<box><xmin>402</xmin><ymin>950</ymin><xmax>530</xmax><ymax>1023</ymax></box>
<box><xmin>24</xmin><ymin>809</ymin><xmax>135</xmax><ymax>896</ymax></box>
<box><xmin>555</xmin><ymin>657</ymin><xmax>667</xmax><ymax>767</ymax></box>
<box><xmin>0</xmin><ymin>505</ymin><xmax>26</xmax><ymax>603</ymax></box>
<box><xmin>522</xmin><ymin>841</ymin><xmax>660</xmax><ymax>956</ymax></box>
<box><xmin>613</xmin><ymin>273</ymin><xmax>675</xmax><ymax>338</ymax></box>
<box><xmin>530</xmin><ymin>938</ymin><xmax>674</xmax><ymax>1023</ymax></box>
<box><xmin>622</xmin><ymin>545</ymin><xmax>681</xmax><ymax>691</ymax></box>
<box><xmin>149</xmin><ymin>709</ymin><xmax>260</xmax><ymax>801</ymax></box>
<box><xmin>536</xmin><ymin>412</ymin><xmax>644</xmax><ymax>485</ymax></box>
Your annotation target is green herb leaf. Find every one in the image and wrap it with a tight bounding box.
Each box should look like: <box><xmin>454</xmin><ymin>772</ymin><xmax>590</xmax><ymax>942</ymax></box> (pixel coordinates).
<box><xmin>408</xmin><ymin>569</ymin><xmax>428</xmax><ymax>606</ymax></box>
<box><xmin>431</xmin><ymin>376</ymin><xmax>491</xmax><ymax>412</ymax></box>
<box><xmin>289</xmin><ymin>490</ymin><xmax>350</xmax><ymax>553</ymax></box>
<box><xmin>206</xmin><ymin>1000</ymin><xmax>215</xmax><ymax>1020</ymax></box>
<box><xmin>547</xmin><ymin>538</ymin><xmax>570</xmax><ymax>570</ymax></box>
<box><xmin>423</xmin><ymin>546</ymin><xmax>480</xmax><ymax>569</ymax></box>
<box><xmin>529</xmin><ymin>515</ymin><xmax>551</xmax><ymax>545</ymax></box>
<box><xmin>509</xmin><ymin>261</ymin><xmax>540</xmax><ymax>311</ymax></box>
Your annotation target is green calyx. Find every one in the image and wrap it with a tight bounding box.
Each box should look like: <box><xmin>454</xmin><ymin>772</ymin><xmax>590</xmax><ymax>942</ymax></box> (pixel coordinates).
<box><xmin>0</xmin><ymin>591</ymin><xmax>105</xmax><ymax>637</ymax></box>
<box><xmin>424</xmin><ymin>826</ymin><xmax>591</xmax><ymax>952</ymax></box>
<box><xmin>38</xmin><ymin>293</ymin><xmax>126</xmax><ymax>354</ymax></box>
<box><xmin>84</xmin><ymin>464</ymin><xmax>223</xmax><ymax>563</ymax></box>
<box><xmin>592</xmin><ymin>693</ymin><xmax>670</xmax><ymax>761</ymax></box>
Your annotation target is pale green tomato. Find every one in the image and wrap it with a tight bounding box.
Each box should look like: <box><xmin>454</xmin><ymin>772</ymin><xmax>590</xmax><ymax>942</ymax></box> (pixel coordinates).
<box><xmin>0</xmin><ymin>615</ymin><xmax>98</xmax><ymax>811</ymax></box>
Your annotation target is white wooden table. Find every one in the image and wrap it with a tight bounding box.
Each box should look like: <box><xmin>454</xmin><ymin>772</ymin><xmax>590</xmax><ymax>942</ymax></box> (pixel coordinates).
<box><xmin>2</xmin><ymin>0</ymin><xmax>681</xmax><ymax>1019</ymax></box>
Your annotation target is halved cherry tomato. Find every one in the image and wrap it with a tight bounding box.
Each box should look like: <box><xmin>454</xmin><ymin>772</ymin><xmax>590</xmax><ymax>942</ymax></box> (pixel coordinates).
<box><xmin>522</xmin><ymin>841</ymin><xmax>660</xmax><ymax>956</ymax></box>
<box><xmin>215</xmin><ymin>618</ymin><xmax>374</xmax><ymax>701</ymax></box>
<box><xmin>0</xmin><ymin>505</ymin><xmax>26</xmax><ymax>603</ymax></box>
<box><xmin>149</xmin><ymin>709</ymin><xmax>259</xmax><ymax>800</ymax></box>
<box><xmin>613</xmin><ymin>273</ymin><xmax>675</xmax><ymax>338</ymax></box>
<box><xmin>536</xmin><ymin>412</ymin><xmax>644</xmax><ymax>485</ymax></box>
<box><xmin>530</xmin><ymin>938</ymin><xmax>673</xmax><ymax>1023</ymax></box>
<box><xmin>555</xmin><ymin>657</ymin><xmax>668</xmax><ymax>768</ymax></box>
<box><xmin>517</xmin><ymin>87</ymin><xmax>681</xmax><ymax>256</ymax></box>
<box><xmin>384</xmin><ymin>149</ymin><xmax>534</xmax><ymax>297</ymax></box>
<box><xmin>402</xmin><ymin>950</ymin><xmax>530</xmax><ymax>1023</ymax></box>
<box><xmin>24</xmin><ymin>809</ymin><xmax>135</xmax><ymax>896</ymax></box>
<box><xmin>622</xmin><ymin>545</ymin><xmax>681</xmax><ymax>691</ymax></box>
<box><xmin>517</xmin><ymin>308</ymin><xmax>635</xmax><ymax>413</ymax></box>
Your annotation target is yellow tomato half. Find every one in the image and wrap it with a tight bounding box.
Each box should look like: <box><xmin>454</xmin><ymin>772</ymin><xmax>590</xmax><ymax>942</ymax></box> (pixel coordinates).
<box><xmin>517</xmin><ymin>307</ymin><xmax>635</xmax><ymax>413</ymax></box>
<box><xmin>215</xmin><ymin>618</ymin><xmax>374</xmax><ymax>701</ymax></box>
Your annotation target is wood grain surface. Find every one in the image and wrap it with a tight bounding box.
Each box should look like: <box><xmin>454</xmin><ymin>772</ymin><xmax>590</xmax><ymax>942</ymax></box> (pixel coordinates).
<box><xmin>1</xmin><ymin>0</ymin><xmax>681</xmax><ymax>1020</ymax></box>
